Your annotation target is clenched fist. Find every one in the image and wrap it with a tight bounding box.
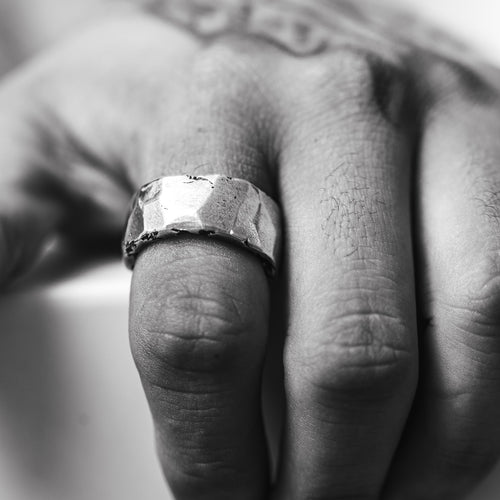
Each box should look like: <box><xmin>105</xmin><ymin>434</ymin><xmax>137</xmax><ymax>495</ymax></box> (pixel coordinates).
<box><xmin>1</xmin><ymin>1</ymin><xmax>500</xmax><ymax>498</ymax></box>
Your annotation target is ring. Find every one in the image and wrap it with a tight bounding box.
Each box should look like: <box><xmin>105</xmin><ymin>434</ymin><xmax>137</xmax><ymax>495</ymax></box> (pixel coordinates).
<box><xmin>122</xmin><ymin>175</ymin><xmax>282</xmax><ymax>276</ymax></box>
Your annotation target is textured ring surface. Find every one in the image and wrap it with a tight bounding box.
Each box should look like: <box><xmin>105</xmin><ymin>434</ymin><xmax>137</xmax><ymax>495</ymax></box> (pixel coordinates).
<box><xmin>122</xmin><ymin>175</ymin><xmax>281</xmax><ymax>276</ymax></box>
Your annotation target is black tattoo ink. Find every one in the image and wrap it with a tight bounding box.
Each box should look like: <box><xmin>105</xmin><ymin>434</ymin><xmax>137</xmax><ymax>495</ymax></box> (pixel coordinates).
<box><xmin>142</xmin><ymin>0</ymin><xmax>489</xmax><ymax>88</ymax></box>
<box><xmin>144</xmin><ymin>0</ymin><xmax>331</xmax><ymax>56</ymax></box>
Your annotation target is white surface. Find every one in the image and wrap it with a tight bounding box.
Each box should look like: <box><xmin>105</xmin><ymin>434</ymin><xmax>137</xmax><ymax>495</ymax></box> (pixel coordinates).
<box><xmin>2</xmin><ymin>1</ymin><xmax>500</xmax><ymax>499</ymax></box>
<box><xmin>3</xmin><ymin>258</ymin><xmax>500</xmax><ymax>500</ymax></box>
<box><xmin>394</xmin><ymin>0</ymin><xmax>500</xmax><ymax>64</ymax></box>
<box><xmin>0</xmin><ymin>260</ymin><xmax>170</xmax><ymax>500</ymax></box>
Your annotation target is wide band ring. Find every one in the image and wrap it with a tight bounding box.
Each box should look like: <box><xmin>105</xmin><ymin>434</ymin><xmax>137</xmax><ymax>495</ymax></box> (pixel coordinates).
<box><xmin>122</xmin><ymin>175</ymin><xmax>282</xmax><ymax>276</ymax></box>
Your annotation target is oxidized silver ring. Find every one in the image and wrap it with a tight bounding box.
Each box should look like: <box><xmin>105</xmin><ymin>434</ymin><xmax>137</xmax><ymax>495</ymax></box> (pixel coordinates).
<box><xmin>122</xmin><ymin>175</ymin><xmax>281</xmax><ymax>276</ymax></box>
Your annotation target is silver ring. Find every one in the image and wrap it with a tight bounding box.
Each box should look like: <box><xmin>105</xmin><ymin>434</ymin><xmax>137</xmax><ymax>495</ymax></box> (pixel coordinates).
<box><xmin>122</xmin><ymin>175</ymin><xmax>282</xmax><ymax>276</ymax></box>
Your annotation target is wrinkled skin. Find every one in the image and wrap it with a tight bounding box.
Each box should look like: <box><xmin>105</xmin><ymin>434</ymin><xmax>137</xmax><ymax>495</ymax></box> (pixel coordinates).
<box><xmin>2</xmin><ymin>1</ymin><xmax>500</xmax><ymax>498</ymax></box>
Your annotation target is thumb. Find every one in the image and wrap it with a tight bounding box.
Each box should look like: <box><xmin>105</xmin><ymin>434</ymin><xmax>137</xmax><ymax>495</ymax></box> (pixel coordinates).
<box><xmin>0</xmin><ymin>11</ymin><xmax>196</xmax><ymax>284</ymax></box>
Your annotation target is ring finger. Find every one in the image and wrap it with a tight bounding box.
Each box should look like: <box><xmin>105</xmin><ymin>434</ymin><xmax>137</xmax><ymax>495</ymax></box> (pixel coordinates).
<box><xmin>128</xmin><ymin>38</ymin><xmax>283</xmax><ymax>499</ymax></box>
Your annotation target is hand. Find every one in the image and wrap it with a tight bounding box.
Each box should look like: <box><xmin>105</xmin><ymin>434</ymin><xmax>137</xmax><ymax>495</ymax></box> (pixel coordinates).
<box><xmin>2</xmin><ymin>1</ymin><xmax>500</xmax><ymax>498</ymax></box>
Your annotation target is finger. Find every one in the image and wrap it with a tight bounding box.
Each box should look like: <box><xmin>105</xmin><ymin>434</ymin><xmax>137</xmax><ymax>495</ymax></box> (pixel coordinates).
<box><xmin>273</xmin><ymin>49</ymin><xmax>418</xmax><ymax>499</ymax></box>
<box><xmin>128</xmin><ymin>40</ymin><xmax>280</xmax><ymax>499</ymax></box>
<box><xmin>0</xmin><ymin>12</ymin><xmax>190</xmax><ymax>284</ymax></box>
<box><xmin>0</xmin><ymin>86</ymin><xmax>62</xmax><ymax>282</ymax></box>
<box><xmin>0</xmin><ymin>13</ymin><xmax>277</xmax><ymax>498</ymax></box>
<box><xmin>384</xmin><ymin>59</ymin><xmax>500</xmax><ymax>499</ymax></box>
<box><xmin>0</xmin><ymin>69</ymin><xmax>127</xmax><ymax>284</ymax></box>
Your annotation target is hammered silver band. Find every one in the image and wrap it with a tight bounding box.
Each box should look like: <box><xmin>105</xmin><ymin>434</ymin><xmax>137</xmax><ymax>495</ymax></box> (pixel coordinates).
<box><xmin>122</xmin><ymin>175</ymin><xmax>281</xmax><ymax>276</ymax></box>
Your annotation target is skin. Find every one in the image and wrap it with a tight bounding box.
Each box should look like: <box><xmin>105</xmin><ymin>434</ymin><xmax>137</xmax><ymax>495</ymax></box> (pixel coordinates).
<box><xmin>2</xmin><ymin>0</ymin><xmax>500</xmax><ymax>498</ymax></box>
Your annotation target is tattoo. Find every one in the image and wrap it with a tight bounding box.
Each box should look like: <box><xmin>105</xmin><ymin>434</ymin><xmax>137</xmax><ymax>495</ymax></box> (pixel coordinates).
<box><xmin>141</xmin><ymin>0</ymin><xmax>480</xmax><ymax>65</ymax></box>
<box><xmin>142</xmin><ymin>0</ymin><xmax>332</xmax><ymax>55</ymax></box>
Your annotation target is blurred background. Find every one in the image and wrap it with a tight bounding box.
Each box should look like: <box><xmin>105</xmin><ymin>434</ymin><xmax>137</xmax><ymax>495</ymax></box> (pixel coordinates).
<box><xmin>1</xmin><ymin>1</ymin><xmax>500</xmax><ymax>499</ymax></box>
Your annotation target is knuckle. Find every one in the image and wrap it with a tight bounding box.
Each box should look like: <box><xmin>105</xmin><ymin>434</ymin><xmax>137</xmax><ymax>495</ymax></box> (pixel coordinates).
<box><xmin>190</xmin><ymin>42</ymin><xmax>242</xmax><ymax>84</ymax></box>
<box><xmin>288</xmin><ymin>47</ymin><xmax>408</xmax><ymax>125</ymax></box>
<box><xmin>185</xmin><ymin>40</ymin><xmax>274</xmax><ymax>152</ymax></box>
<box><xmin>423</xmin><ymin>56</ymin><xmax>496</xmax><ymax>106</ymax></box>
<box><xmin>447</xmin><ymin>256</ymin><xmax>500</xmax><ymax>334</ymax></box>
<box><xmin>468</xmin><ymin>275</ymin><xmax>500</xmax><ymax>328</ymax></box>
<box><xmin>287</xmin><ymin>308</ymin><xmax>416</xmax><ymax>400</ymax></box>
<box><xmin>436</xmin><ymin>255</ymin><xmax>500</xmax><ymax>372</ymax></box>
<box><xmin>189</xmin><ymin>40</ymin><xmax>266</xmax><ymax>98</ymax></box>
<box><xmin>131</xmin><ymin>277</ymin><xmax>256</xmax><ymax>383</ymax></box>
